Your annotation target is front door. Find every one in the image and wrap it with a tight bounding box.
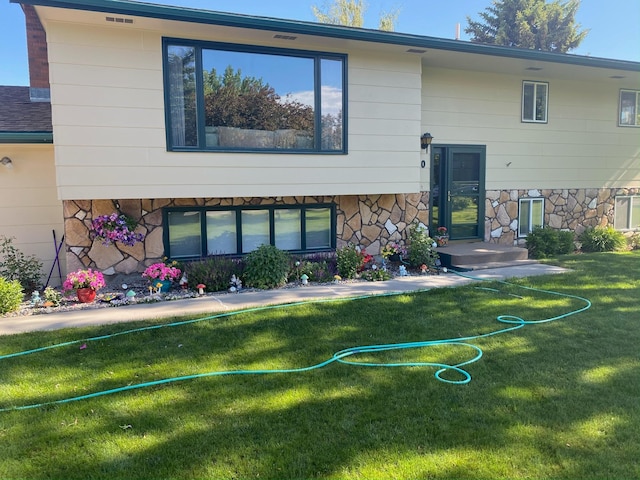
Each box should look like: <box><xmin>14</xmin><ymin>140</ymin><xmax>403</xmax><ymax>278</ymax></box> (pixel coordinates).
<box><xmin>430</xmin><ymin>145</ymin><xmax>486</xmax><ymax>240</ymax></box>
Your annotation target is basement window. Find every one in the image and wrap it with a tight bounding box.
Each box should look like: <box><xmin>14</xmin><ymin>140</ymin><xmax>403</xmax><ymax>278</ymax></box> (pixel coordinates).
<box><xmin>519</xmin><ymin>198</ymin><xmax>544</xmax><ymax>237</ymax></box>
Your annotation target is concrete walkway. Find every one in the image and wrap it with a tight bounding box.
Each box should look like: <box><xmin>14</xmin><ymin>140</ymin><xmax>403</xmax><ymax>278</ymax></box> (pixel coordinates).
<box><xmin>0</xmin><ymin>264</ymin><xmax>568</xmax><ymax>336</ymax></box>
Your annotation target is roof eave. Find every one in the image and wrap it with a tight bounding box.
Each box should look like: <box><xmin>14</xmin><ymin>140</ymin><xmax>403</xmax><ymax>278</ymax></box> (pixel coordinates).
<box><xmin>12</xmin><ymin>0</ymin><xmax>640</xmax><ymax>73</ymax></box>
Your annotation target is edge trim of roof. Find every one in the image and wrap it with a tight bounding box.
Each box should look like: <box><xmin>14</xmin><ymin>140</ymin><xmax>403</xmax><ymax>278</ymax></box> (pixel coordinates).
<box><xmin>0</xmin><ymin>132</ymin><xmax>54</xmax><ymax>144</ymax></box>
<box><xmin>13</xmin><ymin>0</ymin><xmax>640</xmax><ymax>73</ymax></box>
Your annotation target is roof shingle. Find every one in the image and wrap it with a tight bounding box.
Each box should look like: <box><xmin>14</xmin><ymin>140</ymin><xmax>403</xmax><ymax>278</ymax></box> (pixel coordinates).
<box><xmin>0</xmin><ymin>86</ymin><xmax>52</xmax><ymax>132</ymax></box>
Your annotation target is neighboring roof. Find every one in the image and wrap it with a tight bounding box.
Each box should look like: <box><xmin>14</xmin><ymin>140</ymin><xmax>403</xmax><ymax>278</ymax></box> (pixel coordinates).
<box><xmin>0</xmin><ymin>86</ymin><xmax>53</xmax><ymax>143</ymax></box>
<box><xmin>13</xmin><ymin>0</ymin><xmax>640</xmax><ymax>73</ymax></box>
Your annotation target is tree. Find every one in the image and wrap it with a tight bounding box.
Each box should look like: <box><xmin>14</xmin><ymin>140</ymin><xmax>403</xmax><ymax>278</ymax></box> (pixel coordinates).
<box><xmin>312</xmin><ymin>0</ymin><xmax>400</xmax><ymax>31</ymax></box>
<box><xmin>465</xmin><ymin>0</ymin><xmax>588</xmax><ymax>53</ymax></box>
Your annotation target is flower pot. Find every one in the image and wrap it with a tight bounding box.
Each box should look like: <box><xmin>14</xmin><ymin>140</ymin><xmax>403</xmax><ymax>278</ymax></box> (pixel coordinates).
<box><xmin>388</xmin><ymin>253</ymin><xmax>401</xmax><ymax>262</ymax></box>
<box><xmin>76</xmin><ymin>288</ymin><xmax>97</xmax><ymax>303</ymax></box>
<box><xmin>435</xmin><ymin>235</ymin><xmax>449</xmax><ymax>247</ymax></box>
<box><xmin>156</xmin><ymin>279</ymin><xmax>172</xmax><ymax>292</ymax></box>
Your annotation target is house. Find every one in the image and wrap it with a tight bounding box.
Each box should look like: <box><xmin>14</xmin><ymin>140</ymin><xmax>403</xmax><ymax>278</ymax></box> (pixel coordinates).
<box><xmin>1</xmin><ymin>0</ymin><xmax>639</xmax><ymax>282</ymax></box>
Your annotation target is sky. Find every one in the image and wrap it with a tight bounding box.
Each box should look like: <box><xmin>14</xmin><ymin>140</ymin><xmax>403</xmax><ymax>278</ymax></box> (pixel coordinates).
<box><xmin>1</xmin><ymin>0</ymin><xmax>639</xmax><ymax>86</ymax></box>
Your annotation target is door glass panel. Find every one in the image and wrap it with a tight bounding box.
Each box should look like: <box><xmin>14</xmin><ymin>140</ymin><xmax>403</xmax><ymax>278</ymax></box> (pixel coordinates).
<box><xmin>430</xmin><ymin>150</ymin><xmax>441</xmax><ymax>228</ymax></box>
<box><xmin>451</xmin><ymin>152</ymin><xmax>480</xmax><ymax>238</ymax></box>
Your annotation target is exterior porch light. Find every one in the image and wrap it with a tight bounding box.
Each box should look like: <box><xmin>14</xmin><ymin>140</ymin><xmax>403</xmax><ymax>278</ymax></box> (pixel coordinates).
<box><xmin>1</xmin><ymin>156</ymin><xmax>13</xmax><ymax>169</ymax></box>
<box><xmin>420</xmin><ymin>133</ymin><xmax>433</xmax><ymax>151</ymax></box>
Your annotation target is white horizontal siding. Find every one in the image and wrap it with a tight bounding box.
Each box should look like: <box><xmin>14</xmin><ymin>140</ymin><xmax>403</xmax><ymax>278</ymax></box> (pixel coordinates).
<box><xmin>47</xmin><ymin>20</ymin><xmax>424</xmax><ymax>200</ymax></box>
<box><xmin>422</xmin><ymin>67</ymin><xmax>640</xmax><ymax>190</ymax></box>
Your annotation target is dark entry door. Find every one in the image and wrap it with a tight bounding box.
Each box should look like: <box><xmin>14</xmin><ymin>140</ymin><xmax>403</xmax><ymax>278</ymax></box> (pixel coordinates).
<box><xmin>430</xmin><ymin>145</ymin><xmax>485</xmax><ymax>240</ymax></box>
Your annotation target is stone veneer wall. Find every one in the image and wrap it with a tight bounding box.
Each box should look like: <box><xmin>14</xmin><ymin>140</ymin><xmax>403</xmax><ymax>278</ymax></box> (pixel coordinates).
<box><xmin>63</xmin><ymin>193</ymin><xmax>431</xmax><ymax>275</ymax></box>
<box><xmin>485</xmin><ymin>188</ymin><xmax>638</xmax><ymax>245</ymax></box>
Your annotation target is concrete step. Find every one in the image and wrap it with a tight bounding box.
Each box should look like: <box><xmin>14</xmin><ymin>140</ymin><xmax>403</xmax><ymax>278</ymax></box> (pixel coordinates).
<box><xmin>436</xmin><ymin>242</ymin><xmax>532</xmax><ymax>271</ymax></box>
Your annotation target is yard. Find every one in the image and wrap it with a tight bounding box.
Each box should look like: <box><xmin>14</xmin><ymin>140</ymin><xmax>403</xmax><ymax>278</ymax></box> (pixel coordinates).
<box><xmin>0</xmin><ymin>251</ymin><xmax>638</xmax><ymax>479</ymax></box>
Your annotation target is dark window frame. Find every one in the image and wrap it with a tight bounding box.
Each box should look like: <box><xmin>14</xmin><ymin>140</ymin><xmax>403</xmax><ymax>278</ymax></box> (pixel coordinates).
<box><xmin>162</xmin><ymin>203</ymin><xmax>337</xmax><ymax>259</ymax></box>
<box><xmin>162</xmin><ymin>37</ymin><xmax>348</xmax><ymax>153</ymax></box>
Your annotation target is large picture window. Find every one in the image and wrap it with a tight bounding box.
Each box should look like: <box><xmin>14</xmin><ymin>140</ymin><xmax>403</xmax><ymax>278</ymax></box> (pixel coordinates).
<box><xmin>519</xmin><ymin>198</ymin><xmax>544</xmax><ymax>237</ymax></box>
<box><xmin>619</xmin><ymin>90</ymin><xmax>640</xmax><ymax>127</ymax></box>
<box><xmin>615</xmin><ymin>196</ymin><xmax>640</xmax><ymax>230</ymax></box>
<box><xmin>164</xmin><ymin>39</ymin><xmax>346</xmax><ymax>152</ymax></box>
<box><xmin>522</xmin><ymin>81</ymin><xmax>548</xmax><ymax>123</ymax></box>
<box><xmin>164</xmin><ymin>205</ymin><xmax>335</xmax><ymax>259</ymax></box>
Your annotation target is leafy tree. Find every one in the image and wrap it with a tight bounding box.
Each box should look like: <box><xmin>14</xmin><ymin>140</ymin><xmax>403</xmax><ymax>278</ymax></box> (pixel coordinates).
<box><xmin>312</xmin><ymin>0</ymin><xmax>400</xmax><ymax>31</ymax></box>
<box><xmin>465</xmin><ymin>0</ymin><xmax>588</xmax><ymax>53</ymax></box>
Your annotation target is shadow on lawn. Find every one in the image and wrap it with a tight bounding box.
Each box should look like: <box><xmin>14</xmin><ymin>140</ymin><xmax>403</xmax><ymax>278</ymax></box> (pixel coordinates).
<box><xmin>1</xmin><ymin>252</ymin><xmax>639</xmax><ymax>479</ymax></box>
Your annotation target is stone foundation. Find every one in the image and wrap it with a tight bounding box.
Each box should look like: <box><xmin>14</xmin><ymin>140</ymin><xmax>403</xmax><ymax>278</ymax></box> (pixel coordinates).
<box><xmin>485</xmin><ymin>188</ymin><xmax>639</xmax><ymax>245</ymax></box>
<box><xmin>63</xmin><ymin>193</ymin><xmax>431</xmax><ymax>275</ymax></box>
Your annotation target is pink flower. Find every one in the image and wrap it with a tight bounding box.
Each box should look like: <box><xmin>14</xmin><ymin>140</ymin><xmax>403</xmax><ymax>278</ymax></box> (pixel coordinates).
<box><xmin>63</xmin><ymin>269</ymin><xmax>106</xmax><ymax>291</ymax></box>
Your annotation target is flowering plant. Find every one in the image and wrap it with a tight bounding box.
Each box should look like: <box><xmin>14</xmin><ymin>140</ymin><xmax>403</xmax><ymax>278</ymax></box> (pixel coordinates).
<box><xmin>142</xmin><ymin>260</ymin><xmax>182</xmax><ymax>282</ymax></box>
<box><xmin>437</xmin><ymin>226</ymin><xmax>448</xmax><ymax>235</ymax></box>
<box><xmin>63</xmin><ymin>269</ymin><xmax>106</xmax><ymax>291</ymax></box>
<box><xmin>380</xmin><ymin>242</ymin><xmax>407</xmax><ymax>259</ymax></box>
<box><xmin>92</xmin><ymin>213</ymin><xmax>145</xmax><ymax>246</ymax></box>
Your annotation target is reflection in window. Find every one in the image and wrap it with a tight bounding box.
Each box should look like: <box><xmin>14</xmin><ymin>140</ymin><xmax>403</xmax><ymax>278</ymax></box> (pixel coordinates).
<box><xmin>519</xmin><ymin>198</ymin><xmax>544</xmax><ymax>237</ymax></box>
<box><xmin>206</xmin><ymin>211</ymin><xmax>237</xmax><ymax>254</ymax></box>
<box><xmin>306</xmin><ymin>208</ymin><xmax>331</xmax><ymax>249</ymax></box>
<box><xmin>167</xmin><ymin>45</ymin><xmax>197</xmax><ymax>147</ymax></box>
<box><xmin>522</xmin><ymin>81</ymin><xmax>548</xmax><ymax>123</ymax></box>
<box><xmin>619</xmin><ymin>90</ymin><xmax>640</xmax><ymax>127</ymax></box>
<box><xmin>615</xmin><ymin>196</ymin><xmax>640</xmax><ymax>230</ymax></box>
<box><xmin>165</xmin><ymin>205</ymin><xmax>335</xmax><ymax>258</ymax></box>
<box><xmin>275</xmin><ymin>209</ymin><xmax>301</xmax><ymax>250</ymax></box>
<box><xmin>164</xmin><ymin>39</ymin><xmax>345</xmax><ymax>152</ymax></box>
<box><xmin>168</xmin><ymin>211</ymin><xmax>201</xmax><ymax>257</ymax></box>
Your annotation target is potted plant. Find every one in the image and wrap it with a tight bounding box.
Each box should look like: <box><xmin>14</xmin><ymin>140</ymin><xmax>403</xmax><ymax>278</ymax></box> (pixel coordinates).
<box><xmin>380</xmin><ymin>242</ymin><xmax>407</xmax><ymax>262</ymax></box>
<box><xmin>142</xmin><ymin>260</ymin><xmax>182</xmax><ymax>292</ymax></box>
<box><xmin>91</xmin><ymin>213</ymin><xmax>145</xmax><ymax>246</ymax></box>
<box><xmin>435</xmin><ymin>226</ymin><xmax>449</xmax><ymax>247</ymax></box>
<box><xmin>63</xmin><ymin>268</ymin><xmax>106</xmax><ymax>303</ymax></box>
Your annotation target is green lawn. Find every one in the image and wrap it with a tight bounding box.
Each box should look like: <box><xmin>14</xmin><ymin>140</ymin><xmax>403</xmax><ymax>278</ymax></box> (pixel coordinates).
<box><xmin>0</xmin><ymin>251</ymin><xmax>638</xmax><ymax>479</ymax></box>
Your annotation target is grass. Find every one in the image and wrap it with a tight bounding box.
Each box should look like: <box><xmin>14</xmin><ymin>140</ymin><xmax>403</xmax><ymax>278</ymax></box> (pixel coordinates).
<box><xmin>0</xmin><ymin>251</ymin><xmax>638</xmax><ymax>479</ymax></box>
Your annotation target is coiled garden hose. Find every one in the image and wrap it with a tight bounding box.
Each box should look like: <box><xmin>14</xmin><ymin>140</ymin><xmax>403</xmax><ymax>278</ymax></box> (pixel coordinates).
<box><xmin>0</xmin><ymin>271</ymin><xmax>591</xmax><ymax>412</ymax></box>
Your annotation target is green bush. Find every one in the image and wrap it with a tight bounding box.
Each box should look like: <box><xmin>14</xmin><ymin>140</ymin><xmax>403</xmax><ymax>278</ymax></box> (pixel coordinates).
<box><xmin>336</xmin><ymin>243</ymin><xmax>365</xmax><ymax>279</ymax></box>
<box><xmin>525</xmin><ymin>226</ymin><xmax>575</xmax><ymax>259</ymax></box>
<box><xmin>290</xmin><ymin>255</ymin><xmax>337</xmax><ymax>283</ymax></box>
<box><xmin>360</xmin><ymin>268</ymin><xmax>391</xmax><ymax>282</ymax></box>
<box><xmin>406</xmin><ymin>222</ymin><xmax>439</xmax><ymax>268</ymax></box>
<box><xmin>243</xmin><ymin>244</ymin><xmax>290</xmax><ymax>289</ymax></box>
<box><xmin>183</xmin><ymin>256</ymin><xmax>243</xmax><ymax>292</ymax></box>
<box><xmin>0</xmin><ymin>236</ymin><xmax>43</xmax><ymax>293</ymax></box>
<box><xmin>0</xmin><ymin>276</ymin><xmax>24</xmax><ymax>314</ymax></box>
<box><xmin>43</xmin><ymin>286</ymin><xmax>62</xmax><ymax>306</ymax></box>
<box><xmin>579</xmin><ymin>226</ymin><xmax>627</xmax><ymax>252</ymax></box>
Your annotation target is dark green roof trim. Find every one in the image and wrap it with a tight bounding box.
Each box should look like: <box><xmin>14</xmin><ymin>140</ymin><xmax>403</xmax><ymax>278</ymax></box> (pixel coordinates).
<box><xmin>0</xmin><ymin>132</ymin><xmax>54</xmax><ymax>144</ymax></box>
<box><xmin>13</xmin><ymin>0</ymin><xmax>640</xmax><ymax>73</ymax></box>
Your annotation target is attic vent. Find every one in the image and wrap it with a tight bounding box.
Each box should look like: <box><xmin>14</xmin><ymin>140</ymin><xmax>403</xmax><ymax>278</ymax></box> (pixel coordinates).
<box><xmin>525</xmin><ymin>67</ymin><xmax>543</xmax><ymax>71</ymax></box>
<box><xmin>273</xmin><ymin>34</ymin><xmax>297</xmax><ymax>40</ymax></box>
<box><xmin>406</xmin><ymin>48</ymin><xmax>427</xmax><ymax>54</ymax></box>
<box><xmin>106</xmin><ymin>16</ymin><xmax>134</xmax><ymax>24</ymax></box>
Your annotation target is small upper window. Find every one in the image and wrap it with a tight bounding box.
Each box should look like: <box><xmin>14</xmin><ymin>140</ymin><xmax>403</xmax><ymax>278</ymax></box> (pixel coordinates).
<box><xmin>164</xmin><ymin>39</ymin><xmax>346</xmax><ymax>153</ymax></box>
<box><xmin>619</xmin><ymin>90</ymin><xmax>640</xmax><ymax>127</ymax></box>
<box><xmin>522</xmin><ymin>81</ymin><xmax>548</xmax><ymax>123</ymax></box>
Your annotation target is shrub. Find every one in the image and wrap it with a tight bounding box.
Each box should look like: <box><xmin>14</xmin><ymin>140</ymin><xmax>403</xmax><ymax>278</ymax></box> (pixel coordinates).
<box><xmin>525</xmin><ymin>226</ymin><xmax>575</xmax><ymax>259</ymax></box>
<box><xmin>336</xmin><ymin>243</ymin><xmax>366</xmax><ymax>279</ymax></box>
<box><xmin>0</xmin><ymin>235</ymin><xmax>43</xmax><ymax>293</ymax></box>
<box><xmin>406</xmin><ymin>222</ymin><xmax>439</xmax><ymax>268</ymax></box>
<box><xmin>0</xmin><ymin>276</ymin><xmax>23</xmax><ymax>314</ymax></box>
<box><xmin>360</xmin><ymin>267</ymin><xmax>391</xmax><ymax>282</ymax></box>
<box><xmin>578</xmin><ymin>226</ymin><xmax>627</xmax><ymax>253</ymax></box>
<box><xmin>290</xmin><ymin>257</ymin><xmax>337</xmax><ymax>283</ymax></box>
<box><xmin>243</xmin><ymin>244</ymin><xmax>290</xmax><ymax>289</ymax></box>
<box><xmin>184</xmin><ymin>256</ymin><xmax>244</xmax><ymax>292</ymax></box>
<box><xmin>43</xmin><ymin>286</ymin><xmax>62</xmax><ymax>306</ymax></box>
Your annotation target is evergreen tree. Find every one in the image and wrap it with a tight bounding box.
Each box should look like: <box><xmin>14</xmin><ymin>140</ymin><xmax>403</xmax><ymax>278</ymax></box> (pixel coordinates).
<box><xmin>465</xmin><ymin>0</ymin><xmax>588</xmax><ymax>53</ymax></box>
